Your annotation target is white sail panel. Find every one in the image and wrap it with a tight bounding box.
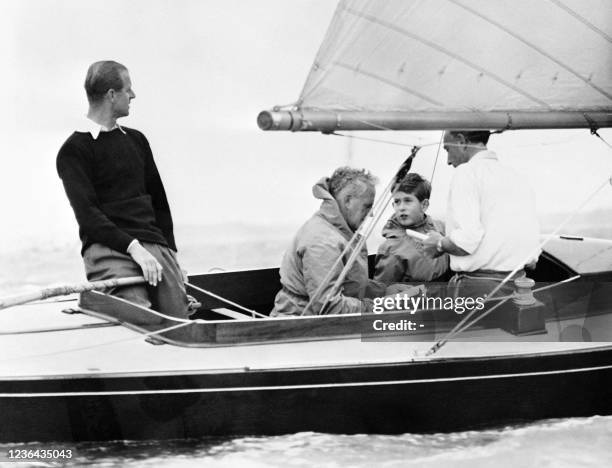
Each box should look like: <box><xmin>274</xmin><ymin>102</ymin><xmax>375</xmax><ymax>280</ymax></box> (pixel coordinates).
<box><xmin>298</xmin><ymin>0</ymin><xmax>612</xmax><ymax>114</ymax></box>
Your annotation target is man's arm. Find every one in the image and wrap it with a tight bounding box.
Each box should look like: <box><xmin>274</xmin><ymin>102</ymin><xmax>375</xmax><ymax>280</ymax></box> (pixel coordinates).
<box><xmin>139</xmin><ymin>133</ymin><xmax>177</xmax><ymax>251</ymax></box>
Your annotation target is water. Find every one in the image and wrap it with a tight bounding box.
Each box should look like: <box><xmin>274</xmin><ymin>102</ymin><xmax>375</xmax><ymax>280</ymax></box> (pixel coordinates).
<box><xmin>1</xmin><ymin>417</ymin><xmax>611</xmax><ymax>467</ymax></box>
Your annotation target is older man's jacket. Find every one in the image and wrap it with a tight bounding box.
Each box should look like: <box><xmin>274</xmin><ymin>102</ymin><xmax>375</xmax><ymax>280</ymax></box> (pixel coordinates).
<box><xmin>271</xmin><ymin>178</ymin><xmax>370</xmax><ymax>316</ymax></box>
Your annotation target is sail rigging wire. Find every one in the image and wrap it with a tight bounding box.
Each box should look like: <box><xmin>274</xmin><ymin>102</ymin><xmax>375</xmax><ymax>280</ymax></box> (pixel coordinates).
<box><xmin>449</xmin><ymin>0</ymin><xmax>612</xmax><ymax>101</ymax></box>
<box><xmin>0</xmin><ymin>319</ymin><xmax>194</xmax><ymax>365</ymax></box>
<box><xmin>340</xmin><ymin>5</ymin><xmax>551</xmax><ymax>108</ymax></box>
<box><xmin>430</xmin><ymin>131</ymin><xmax>444</xmax><ymax>185</ymax></box>
<box><xmin>0</xmin><ymin>322</ymin><xmax>119</xmax><ymax>336</ymax></box>
<box><xmin>477</xmin><ymin>275</ymin><xmax>581</xmax><ymax>303</ymax></box>
<box><xmin>332</xmin><ymin>131</ymin><xmax>439</xmax><ymax>148</ymax></box>
<box><xmin>185</xmin><ymin>282</ymin><xmax>267</xmax><ymax>319</ymax></box>
<box><xmin>427</xmin><ymin>173</ymin><xmax>612</xmax><ymax>355</ymax></box>
<box><xmin>457</xmin><ymin>275</ymin><xmax>582</xmax><ymax>328</ymax></box>
<box><xmin>331</xmin><ymin>129</ymin><xmax>582</xmax><ymax>152</ymax></box>
<box><xmin>425</xmin><ymin>274</ymin><xmax>582</xmax><ymax>356</ymax></box>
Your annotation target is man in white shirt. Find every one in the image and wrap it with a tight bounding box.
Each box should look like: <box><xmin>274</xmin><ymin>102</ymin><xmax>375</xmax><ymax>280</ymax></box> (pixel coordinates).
<box><xmin>422</xmin><ymin>130</ymin><xmax>540</xmax><ymax>299</ymax></box>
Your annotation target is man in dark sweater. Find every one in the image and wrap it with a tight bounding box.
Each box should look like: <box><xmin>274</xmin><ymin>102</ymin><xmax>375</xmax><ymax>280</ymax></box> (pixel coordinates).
<box><xmin>57</xmin><ymin>60</ymin><xmax>190</xmax><ymax>325</ymax></box>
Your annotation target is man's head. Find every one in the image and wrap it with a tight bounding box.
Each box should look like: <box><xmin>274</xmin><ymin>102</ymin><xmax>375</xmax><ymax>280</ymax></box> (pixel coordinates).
<box><xmin>391</xmin><ymin>173</ymin><xmax>431</xmax><ymax>228</ymax></box>
<box><xmin>329</xmin><ymin>167</ymin><xmax>378</xmax><ymax>231</ymax></box>
<box><xmin>84</xmin><ymin>61</ymin><xmax>136</xmax><ymax>118</ymax></box>
<box><xmin>443</xmin><ymin>130</ymin><xmax>490</xmax><ymax>168</ymax></box>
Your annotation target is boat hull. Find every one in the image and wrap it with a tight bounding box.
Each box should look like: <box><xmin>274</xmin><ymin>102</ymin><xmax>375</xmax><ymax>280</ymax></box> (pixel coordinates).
<box><xmin>2</xmin><ymin>346</ymin><xmax>611</xmax><ymax>442</ymax></box>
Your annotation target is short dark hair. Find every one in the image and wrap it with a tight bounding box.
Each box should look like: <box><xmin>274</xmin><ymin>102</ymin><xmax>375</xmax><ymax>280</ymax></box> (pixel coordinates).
<box><xmin>329</xmin><ymin>167</ymin><xmax>378</xmax><ymax>198</ymax></box>
<box><xmin>450</xmin><ymin>130</ymin><xmax>490</xmax><ymax>145</ymax></box>
<box><xmin>84</xmin><ymin>61</ymin><xmax>128</xmax><ymax>104</ymax></box>
<box><xmin>392</xmin><ymin>173</ymin><xmax>431</xmax><ymax>201</ymax></box>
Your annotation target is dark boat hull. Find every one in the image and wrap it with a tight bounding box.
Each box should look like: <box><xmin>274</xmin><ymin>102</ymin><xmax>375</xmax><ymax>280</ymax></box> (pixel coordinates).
<box><xmin>2</xmin><ymin>346</ymin><xmax>611</xmax><ymax>442</ymax></box>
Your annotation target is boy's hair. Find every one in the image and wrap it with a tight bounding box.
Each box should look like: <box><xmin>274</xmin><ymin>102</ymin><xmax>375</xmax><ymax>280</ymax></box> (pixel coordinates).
<box><xmin>392</xmin><ymin>173</ymin><xmax>431</xmax><ymax>201</ymax></box>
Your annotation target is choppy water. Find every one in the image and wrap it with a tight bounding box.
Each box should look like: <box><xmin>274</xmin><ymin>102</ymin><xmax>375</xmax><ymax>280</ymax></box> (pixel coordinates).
<box><xmin>2</xmin><ymin>417</ymin><xmax>611</xmax><ymax>467</ymax></box>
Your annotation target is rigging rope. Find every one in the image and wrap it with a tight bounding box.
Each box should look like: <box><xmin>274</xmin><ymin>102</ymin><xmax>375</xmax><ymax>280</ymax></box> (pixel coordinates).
<box><xmin>430</xmin><ymin>131</ymin><xmax>444</xmax><ymax>185</ymax></box>
<box><xmin>0</xmin><ymin>318</ymin><xmax>195</xmax><ymax>365</ymax></box>
<box><xmin>332</xmin><ymin>131</ymin><xmax>433</xmax><ymax>148</ymax></box>
<box><xmin>185</xmin><ymin>282</ymin><xmax>267</xmax><ymax>318</ymax></box>
<box><xmin>426</xmin><ymin>274</ymin><xmax>582</xmax><ymax>355</ymax></box>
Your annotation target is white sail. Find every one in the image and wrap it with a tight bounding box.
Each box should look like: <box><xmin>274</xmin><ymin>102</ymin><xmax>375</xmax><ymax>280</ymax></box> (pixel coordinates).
<box><xmin>260</xmin><ymin>0</ymin><xmax>612</xmax><ymax>131</ymax></box>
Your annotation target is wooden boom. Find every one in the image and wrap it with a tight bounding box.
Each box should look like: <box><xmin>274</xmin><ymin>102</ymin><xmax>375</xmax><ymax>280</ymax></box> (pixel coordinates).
<box><xmin>0</xmin><ymin>276</ymin><xmax>146</xmax><ymax>311</ymax></box>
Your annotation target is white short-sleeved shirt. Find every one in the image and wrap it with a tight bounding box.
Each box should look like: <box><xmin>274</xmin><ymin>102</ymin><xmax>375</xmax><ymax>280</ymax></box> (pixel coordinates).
<box><xmin>446</xmin><ymin>150</ymin><xmax>541</xmax><ymax>272</ymax></box>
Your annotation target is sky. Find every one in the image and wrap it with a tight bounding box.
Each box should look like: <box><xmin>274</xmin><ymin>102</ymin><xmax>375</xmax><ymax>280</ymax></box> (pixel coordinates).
<box><xmin>1</xmin><ymin>0</ymin><xmax>611</xmax><ymax>256</ymax></box>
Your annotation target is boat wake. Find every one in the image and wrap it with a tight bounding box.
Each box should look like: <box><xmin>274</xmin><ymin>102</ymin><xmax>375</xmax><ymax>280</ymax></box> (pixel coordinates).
<box><xmin>3</xmin><ymin>416</ymin><xmax>609</xmax><ymax>467</ymax></box>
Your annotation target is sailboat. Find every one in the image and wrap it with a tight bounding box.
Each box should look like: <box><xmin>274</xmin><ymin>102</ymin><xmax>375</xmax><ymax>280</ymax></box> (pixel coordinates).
<box><xmin>2</xmin><ymin>0</ymin><xmax>612</xmax><ymax>442</ymax></box>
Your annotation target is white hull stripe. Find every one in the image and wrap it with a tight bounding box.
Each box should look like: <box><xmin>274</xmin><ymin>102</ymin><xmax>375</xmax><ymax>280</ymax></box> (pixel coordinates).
<box><xmin>1</xmin><ymin>364</ymin><xmax>611</xmax><ymax>398</ymax></box>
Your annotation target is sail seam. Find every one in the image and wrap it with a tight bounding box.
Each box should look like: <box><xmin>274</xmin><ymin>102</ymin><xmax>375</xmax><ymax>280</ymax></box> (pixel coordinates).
<box><xmin>548</xmin><ymin>0</ymin><xmax>612</xmax><ymax>44</ymax></box>
<box><xmin>342</xmin><ymin>6</ymin><xmax>551</xmax><ymax>108</ymax></box>
<box><xmin>450</xmin><ymin>0</ymin><xmax>612</xmax><ymax>102</ymax></box>
<box><xmin>334</xmin><ymin>61</ymin><xmax>444</xmax><ymax>106</ymax></box>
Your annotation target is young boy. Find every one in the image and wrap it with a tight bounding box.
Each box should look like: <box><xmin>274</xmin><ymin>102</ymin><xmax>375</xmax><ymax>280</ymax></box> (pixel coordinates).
<box><xmin>373</xmin><ymin>173</ymin><xmax>449</xmax><ymax>290</ymax></box>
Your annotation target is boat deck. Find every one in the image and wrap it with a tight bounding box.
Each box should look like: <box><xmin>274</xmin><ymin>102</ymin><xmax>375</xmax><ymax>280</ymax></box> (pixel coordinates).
<box><xmin>1</xmin><ymin>296</ymin><xmax>609</xmax><ymax>379</ymax></box>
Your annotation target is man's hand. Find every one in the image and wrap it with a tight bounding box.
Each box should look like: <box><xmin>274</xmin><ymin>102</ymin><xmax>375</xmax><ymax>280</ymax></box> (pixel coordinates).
<box><xmin>127</xmin><ymin>241</ymin><xmax>163</xmax><ymax>286</ymax></box>
<box><xmin>422</xmin><ymin>232</ymin><xmax>444</xmax><ymax>258</ymax></box>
